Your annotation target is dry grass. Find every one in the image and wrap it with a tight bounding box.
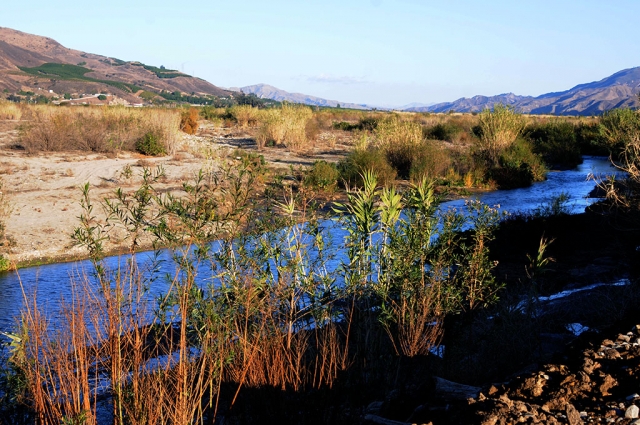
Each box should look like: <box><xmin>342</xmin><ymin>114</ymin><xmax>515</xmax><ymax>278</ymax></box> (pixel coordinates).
<box><xmin>229</xmin><ymin>105</ymin><xmax>262</xmax><ymax>128</ymax></box>
<box><xmin>0</xmin><ymin>100</ymin><xmax>22</xmax><ymax>120</ymax></box>
<box><xmin>256</xmin><ymin>104</ymin><xmax>313</xmax><ymax>151</ymax></box>
<box><xmin>18</xmin><ymin>105</ymin><xmax>181</xmax><ymax>155</ymax></box>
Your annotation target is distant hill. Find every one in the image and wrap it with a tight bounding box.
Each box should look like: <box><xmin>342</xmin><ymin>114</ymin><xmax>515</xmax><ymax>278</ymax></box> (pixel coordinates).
<box><xmin>0</xmin><ymin>27</ymin><xmax>230</xmax><ymax>103</ymax></box>
<box><xmin>239</xmin><ymin>84</ymin><xmax>376</xmax><ymax>110</ymax></box>
<box><xmin>406</xmin><ymin>68</ymin><xmax>640</xmax><ymax>115</ymax></box>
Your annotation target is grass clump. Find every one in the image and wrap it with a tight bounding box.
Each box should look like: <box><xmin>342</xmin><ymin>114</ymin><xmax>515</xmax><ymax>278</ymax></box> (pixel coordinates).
<box><xmin>230</xmin><ymin>104</ymin><xmax>262</xmax><ymax>127</ymax></box>
<box><xmin>0</xmin><ymin>100</ymin><xmax>22</xmax><ymax>120</ymax></box>
<box><xmin>476</xmin><ymin>104</ymin><xmax>526</xmax><ymax>165</ymax></box>
<box><xmin>18</xmin><ymin>106</ymin><xmax>180</xmax><ymax>154</ymax></box>
<box><xmin>256</xmin><ymin>104</ymin><xmax>313</xmax><ymax>151</ymax></box>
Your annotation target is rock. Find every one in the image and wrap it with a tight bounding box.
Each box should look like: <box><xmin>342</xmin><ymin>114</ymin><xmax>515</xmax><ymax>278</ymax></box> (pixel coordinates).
<box><xmin>566</xmin><ymin>403</ymin><xmax>584</xmax><ymax>425</ymax></box>
<box><xmin>599</xmin><ymin>374</ymin><xmax>618</xmax><ymax>396</ymax></box>
<box><xmin>626</xmin><ymin>405</ymin><xmax>640</xmax><ymax>419</ymax></box>
<box><xmin>618</xmin><ymin>334</ymin><xmax>631</xmax><ymax>343</ymax></box>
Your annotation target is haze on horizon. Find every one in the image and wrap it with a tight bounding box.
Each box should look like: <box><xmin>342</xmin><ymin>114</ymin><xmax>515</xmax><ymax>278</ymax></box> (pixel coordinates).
<box><xmin>2</xmin><ymin>0</ymin><xmax>638</xmax><ymax>107</ymax></box>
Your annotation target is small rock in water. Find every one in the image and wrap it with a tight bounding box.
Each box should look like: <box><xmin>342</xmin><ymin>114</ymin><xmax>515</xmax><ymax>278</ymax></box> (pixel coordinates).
<box><xmin>626</xmin><ymin>405</ymin><xmax>640</xmax><ymax>419</ymax></box>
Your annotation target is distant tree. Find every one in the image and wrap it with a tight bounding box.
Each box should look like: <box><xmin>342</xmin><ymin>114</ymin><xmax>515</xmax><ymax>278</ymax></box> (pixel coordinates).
<box><xmin>64</xmin><ymin>93</ymin><xmax>72</xmax><ymax>100</ymax></box>
<box><xmin>160</xmin><ymin>65</ymin><xmax>166</xmax><ymax>70</ymax></box>
<box><xmin>336</xmin><ymin>103</ymin><xmax>341</xmax><ymax>109</ymax></box>
<box><xmin>98</xmin><ymin>95</ymin><xmax>107</xmax><ymax>101</ymax></box>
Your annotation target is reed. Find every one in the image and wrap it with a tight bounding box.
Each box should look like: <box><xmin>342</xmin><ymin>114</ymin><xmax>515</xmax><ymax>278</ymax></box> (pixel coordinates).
<box><xmin>0</xmin><ymin>100</ymin><xmax>22</xmax><ymax>120</ymax></box>
<box><xmin>18</xmin><ymin>106</ymin><xmax>181</xmax><ymax>154</ymax></box>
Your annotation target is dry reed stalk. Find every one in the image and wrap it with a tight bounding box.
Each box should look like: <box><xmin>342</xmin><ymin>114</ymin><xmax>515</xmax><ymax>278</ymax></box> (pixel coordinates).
<box><xmin>18</xmin><ymin>106</ymin><xmax>181</xmax><ymax>154</ymax></box>
<box><xmin>230</xmin><ymin>105</ymin><xmax>261</xmax><ymax>128</ymax></box>
<box><xmin>0</xmin><ymin>100</ymin><xmax>22</xmax><ymax>120</ymax></box>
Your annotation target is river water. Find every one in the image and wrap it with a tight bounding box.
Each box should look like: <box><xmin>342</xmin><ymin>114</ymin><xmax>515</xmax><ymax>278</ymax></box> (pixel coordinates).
<box><xmin>0</xmin><ymin>156</ymin><xmax>622</xmax><ymax>333</ymax></box>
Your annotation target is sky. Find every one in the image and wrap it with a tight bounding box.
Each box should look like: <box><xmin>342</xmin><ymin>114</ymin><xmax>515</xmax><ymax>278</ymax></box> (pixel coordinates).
<box><xmin>2</xmin><ymin>1</ymin><xmax>639</xmax><ymax>107</ymax></box>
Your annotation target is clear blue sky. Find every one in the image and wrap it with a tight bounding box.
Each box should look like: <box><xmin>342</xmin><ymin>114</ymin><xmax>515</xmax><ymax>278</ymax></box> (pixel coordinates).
<box><xmin>2</xmin><ymin>1</ymin><xmax>638</xmax><ymax>107</ymax></box>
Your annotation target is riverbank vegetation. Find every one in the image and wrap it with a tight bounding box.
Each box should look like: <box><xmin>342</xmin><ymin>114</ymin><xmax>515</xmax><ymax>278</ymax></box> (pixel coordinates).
<box><xmin>2</xmin><ymin>102</ymin><xmax>639</xmax><ymax>424</ymax></box>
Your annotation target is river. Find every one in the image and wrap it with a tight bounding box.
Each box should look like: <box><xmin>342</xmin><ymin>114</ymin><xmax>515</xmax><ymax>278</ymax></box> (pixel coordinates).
<box><xmin>0</xmin><ymin>156</ymin><xmax>622</xmax><ymax>333</ymax></box>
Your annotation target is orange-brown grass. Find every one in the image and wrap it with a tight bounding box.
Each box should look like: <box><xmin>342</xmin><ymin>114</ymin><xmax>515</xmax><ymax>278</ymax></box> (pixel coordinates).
<box><xmin>0</xmin><ymin>100</ymin><xmax>22</xmax><ymax>120</ymax></box>
<box><xmin>18</xmin><ymin>105</ymin><xmax>181</xmax><ymax>154</ymax></box>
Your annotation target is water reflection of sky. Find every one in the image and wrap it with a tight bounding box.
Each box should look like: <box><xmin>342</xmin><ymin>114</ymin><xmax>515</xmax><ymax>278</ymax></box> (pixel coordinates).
<box><xmin>0</xmin><ymin>157</ymin><xmax>622</xmax><ymax>333</ymax></box>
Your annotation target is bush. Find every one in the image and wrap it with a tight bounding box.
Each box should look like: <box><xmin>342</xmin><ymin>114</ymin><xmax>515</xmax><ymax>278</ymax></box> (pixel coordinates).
<box><xmin>256</xmin><ymin>104</ymin><xmax>312</xmax><ymax>151</ymax></box>
<box><xmin>476</xmin><ymin>104</ymin><xmax>526</xmax><ymax>165</ymax></box>
<box><xmin>135</xmin><ymin>132</ymin><xmax>166</xmax><ymax>156</ymax></box>
<box><xmin>338</xmin><ymin>148</ymin><xmax>397</xmax><ymax>188</ymax></box>
<box><xmin>599</xmin><ymin>108</ymin><xmax>640</xmax><ymax>158</ymax></box>
<box><xmin>0</xmin><ymin>100</ymin><xmax>22</xmax><ymax>120</ymax></box>
<box><xmin>524</xmin><ymin>120</ymin><xmax>582</xmax><ymax>169</ymax></box>
<box><xmin>488</xmin><ymin>138</ymin><xmax>547</xmax><ymax>189</ymax></box>
<box><xmin>229</xmin><ymin>105</ymin><xmax>261</xmax><ymax>127</ymax></box>
<box><xmin>304</xmin><ymin>160</ymin><xmax>340</xmax><ymax>191</ymax></box>
<box><xmin>424</xmin><ymin>122</ymin><xmax>463</xmax><ymax>142</ymax></box>
<box><xmin>18</xmin><ymin>106</ymin><xmax>181</xmax><ymax>154</ymax></box>
<box><xmin>180</xmin><ymin>107</ymin><xmax>199</xmax><ymax>135</ymax></box>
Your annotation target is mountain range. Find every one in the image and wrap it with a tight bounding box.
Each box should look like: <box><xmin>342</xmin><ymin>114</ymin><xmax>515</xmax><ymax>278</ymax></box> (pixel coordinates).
<box><xmin>406</xmin><ymin>68</ymin><xmax>640</xmax><ymax>115</ymax></box>
<box><xmin>236</xmin><ymin>84</ymin><xmax>374</xmax><ymax>110</ymax></box>
<box><xmin>0</xmin><ymin>26</ymin><xmax>638</xmax><ymax>115</ymax></box>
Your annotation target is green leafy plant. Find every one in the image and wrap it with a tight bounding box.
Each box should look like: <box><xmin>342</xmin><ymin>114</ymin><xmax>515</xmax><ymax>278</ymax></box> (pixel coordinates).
<box><xmin>135</xmin><ymin>131</ymin><xmax>166</xmax><ymax>156</ymax></box>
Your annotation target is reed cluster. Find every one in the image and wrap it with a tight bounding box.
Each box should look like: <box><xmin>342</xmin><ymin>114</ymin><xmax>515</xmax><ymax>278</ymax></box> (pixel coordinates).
<box><xmin>18</xmin><ymin>106</ymin><xmax>181</xmax><ymax>154</ymax></box>
<box><xmin>256</xmin><ymin>103</ymin><xmax>313</xmax><ymax>151</ymax></box>
<box><xmin>0</xmin><ymin>100</ymin><xmax>22</xmax><ymax>120</ymax></box>
<box><xmin>9</xmin><ymin>160</ymin><xmax>502</xmax><ymax>424</ymax></box>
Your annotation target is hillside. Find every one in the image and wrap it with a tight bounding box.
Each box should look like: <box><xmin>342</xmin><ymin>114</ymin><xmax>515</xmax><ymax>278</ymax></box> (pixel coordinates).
<box><xmin>0</xmin><ymin>27</ymin><xmax>230</xmax><ymax>102</ymax></box>
<box><xmin>239</xmin><ymin>84</ymin><xmax>375</xmax><ymax>110</ymax></box>
<box><xmin>407</xmin><ymin>67</ymin><xmax>640</xmax><ymax>115</ymax></box>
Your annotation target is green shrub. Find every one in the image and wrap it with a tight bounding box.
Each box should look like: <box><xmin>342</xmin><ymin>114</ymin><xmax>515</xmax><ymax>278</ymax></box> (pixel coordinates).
<box><xmin>599</xmin><ymin>108</ymin><xmax>640</xmax><ymax>158</ymax></box>
<box><xmin>304</xmin><ymin>161</ymin><xmax>340</xmax><ymax>191</ymax></box>
<box><xmin>135</xmin><ymin>132</ymin><xmax>166</xmax><ymax>156</ymax></box>
<box><xmin>576</xmin><ymin>122</ymin><xmax>608</xmax><ymax>156</ymax></box>
<box><xmin>338</xmin><ymin>148</ymin><xmax>397</xmax><ymax>188</ymax></box>
<box><xmin>425</xmin><ymin>122</ymin><xmax>463</xmax><ymax>142</ymax></box>
<box><xmin>524</xmin><ymin>120</ymin><xmax>582</xmax><ymax>169</ymax></box>
<box><xmin>488</xmin><ymin>138</ymin><xmax>547</xmax><ymax>189</ymax></box>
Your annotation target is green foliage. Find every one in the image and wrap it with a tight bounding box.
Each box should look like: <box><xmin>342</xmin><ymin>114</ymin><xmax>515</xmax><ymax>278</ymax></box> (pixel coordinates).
<box><xmin>525</xmin><ymin>120</ymin><xmax>582</xmax><ymax>168</ymax></box>
<box><xmin>576</xmin><ymin>121</ymin><xmax>608</xmax><ymax>156</ymax></box>
<box><xmin>332</xmin><ymin>116</ymin><xmax>379</xmax><ymax>132</ymax></box>
<box><xmin>97</xmin><ymin>94</ymin><xmax>107</xmax><ymax>101</ymax></box>
<box><xmin>135</xmin><ymin>132</ymin><xmax>166</xmax><ymax>156</ymax></box>
<box><xmin>19</xmin><ymin>63</ymin><xmax>141</xmax><ymax>93</ymax></box>
<box><xmin>338</xmin><ymin>148</ymin><xmax>397</xmax><ymax>188</ymax></box>
<box><xmin>488</xmin><ymin>138</ymin><xmax>547</xmax><ymax>189</ymax></box>
<box><xmin>19</xmin><ymin>63</ymin><xmax>92</xmax><ymax>79</ymax></box>
<box><xmin>425</xmin><ymin>122</ymin><xmax>463</xmax><ymax>141</ymax></box>
<box><xmin>304</xmin><ymin>160</ymin><xmax>340</xmax><ymax>190</ymax></box>
<box><xmin>599</xmin><ymin>108</ymin><xmax>640</xmax><ymax>157</ymax></box>
<box><xmin>0</xmin><ymin>256</ymin><xmax>9</xmax><ymax>272</ymax></box>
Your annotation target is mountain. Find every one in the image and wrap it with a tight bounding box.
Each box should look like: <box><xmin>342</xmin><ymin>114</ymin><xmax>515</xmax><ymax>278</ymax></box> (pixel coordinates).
<box><xmin>406</xmin><ymin>68</ymin><xmax>640</xmax><ymax>115</ymax></box>
<box><xmin>240</xmin><ymin>84</ymin><xmax>376</xmax><ymax>110</ymax></box>
<box><xmin>0</xmin><ymin>27</ymin><xmax>229</xmax><ymax>103</ymax></box>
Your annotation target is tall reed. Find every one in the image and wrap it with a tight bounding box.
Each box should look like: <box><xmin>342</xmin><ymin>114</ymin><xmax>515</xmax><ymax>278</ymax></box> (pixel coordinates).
<box><xmin>0</xmin><ymin>100</ymin><xmax>22</xmax><ymax>120</ymax></box>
